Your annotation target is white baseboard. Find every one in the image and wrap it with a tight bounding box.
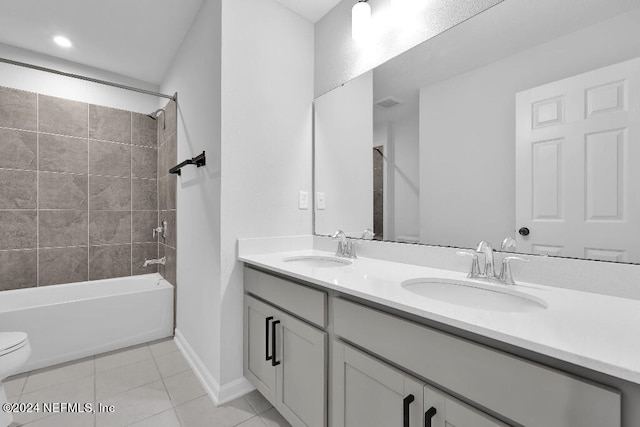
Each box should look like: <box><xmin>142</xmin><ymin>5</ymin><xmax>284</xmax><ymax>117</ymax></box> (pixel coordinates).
<box><xmin>174</xmin><ymin>328</ymin><xmax>254</xmax><ymax>406</ymax></box>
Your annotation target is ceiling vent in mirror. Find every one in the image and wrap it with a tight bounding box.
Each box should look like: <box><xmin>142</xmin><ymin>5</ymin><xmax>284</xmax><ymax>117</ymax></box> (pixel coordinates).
<box><xmin>375</xmin><ymin>96</ymin><xmax>403</xmax><ymax>109</ymax></box>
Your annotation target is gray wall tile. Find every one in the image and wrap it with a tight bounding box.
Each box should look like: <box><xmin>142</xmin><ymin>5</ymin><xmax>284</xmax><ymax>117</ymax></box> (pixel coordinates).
<box><xmin>160</xmin><ymin>100</ymin><xmax>177</xmax><ymax>143</ymax></box>
<box><xmin>89</xmin><ymin>140</ymin><xmax>131</xmax><ymax>177</ymax></box>
<box><xmin>89</xmin><ymin>245</ymin><xmax>131</xmax><ymax>280</ymax></box>
<box><xmin>160</xmin><ymin>244</ymin><xmax>176</xmax><ymax>285</ymax></box>
<box><xmin>0</xmin><ymin>129</ymin><xmax>37</xmax><ymax>170</ymax></box>
<box><xmin>39</xmin><ymin>134</ymin><xmax>88</xmax><ymax>174</ymax></box>
<box><xmin>89</xmin><ymin>211</ymin><xmax>131</xmax><ymax>245</ymax></box>
<box><xmin>39</xmin><ymin>95</ymin><xmax>88</xmax><ymax>138</ymax></box>
<box><xmin>0</xmin><ymin>169</ymin><xmax>37</xmax><ymax>208</ymax></box>
<box><xmin>132</xmin><ymin>146</ymin><xmax>157</xmax><ymax>179</ymax></box>
<box><xmin>89</xmin><ymin>176</ymin><xmax>131</xmax><ymax>210</ymax></box>
<box><xmin>132</xmin><ymin>113</ymin><xmax>157</xmax><ymax>147</ymax></box>
<box><xmin>160</xmin><ymin>210</ymin><xmax>176</xmax><ymax>249</ymax></box>
<box><xmin>132</xmin><ymin>243</ymin><xmax>159</xmax><ymax>276</ymax></box>
<box><xmin>0</xmin><ymin>86</ymin><xmax>37</xmax><ymax>131</ymax></box>
<box><xmin>39</xmin><ymin>247</ymin><xmax>88</xmax><ymax>286</ymax></box>
<box><xmin>89</xmin><ymin>105</ymin><xmax>131</xmax><ymax>143</ymax></box>
<box><xmin>39</xmin><ymin>210</ymin><xmax>88</xmax><ymax>248</ymax></box>
<box><xmin>167</xmin><ymin>174</ymin><xmax>176</xmax><ymax>210</ymax></box>
<box><xmin>132</xmin><ymin>179</ymin><xmax>157</xmax><ymax>210</ymax></box>
<box><xmin>0</xmin><ymin>249</ymin><xmax>37</xmax><ymax>290</ymax></box>
<box><xmin>0</xmin><ymin>211</ymin><xmax>37</xmax><ymax>250</ymax></box>
<box><xmin>132</xmin><ymin>211</ymin><xmax>158</xmax><ymax>243</ymax></box>
<box><xmin>158</xmin><ymin>176</ymin><xmax>167</xmax><ymax>210</ymax></box>
<box><xmin>39</xmin><ymin>172</ymin><xmax>88</xmax><ymax>209</ymax></box>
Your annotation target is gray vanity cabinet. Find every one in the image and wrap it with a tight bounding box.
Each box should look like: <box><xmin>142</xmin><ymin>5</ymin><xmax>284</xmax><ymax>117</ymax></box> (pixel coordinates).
<box><xmin>332</xmin><ymin>341</ymin><xmax>506</xmax><ymax>427</ymax></box>
<box><xmin>244</xmin><ymin>268</ymin><xmax>328</xmax><ymax>427</ymax></box>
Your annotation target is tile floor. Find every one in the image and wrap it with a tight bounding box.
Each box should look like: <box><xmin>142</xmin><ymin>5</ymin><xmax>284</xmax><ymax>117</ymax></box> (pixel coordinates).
<box><xmin>4</xmin><ymin>338</ymin><xmax>290</xmax><ymax>427</ymax></box>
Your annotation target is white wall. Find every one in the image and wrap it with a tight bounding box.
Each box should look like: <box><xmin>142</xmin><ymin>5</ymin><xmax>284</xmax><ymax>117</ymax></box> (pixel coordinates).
<box><xmin>0</xmin><ymin>42</ymin><xmax>159</xmax><ymax>113</ymax></box>
<box><xmin>315</xmin><ymin>71</ymin><xmax>373</xmax><ymax>235</ymax></box>
<box><xmin>314</xmin><ymin>0</ymin><xmax>502</xmax><ymax>96</ymax></box>
<box><xmin>159</xmin><ymin>0</ymin><xmax>224</xmax><ymax>400</ymax></box>
<box><xmin>419</xmin><ymin>10</ymin><xmax>640</xmax><ymax>249</ymax></box>
<box><xmin>219</xmin><ymin>0</ymin><xmax>314</xmax><ymax>391</ymax></box>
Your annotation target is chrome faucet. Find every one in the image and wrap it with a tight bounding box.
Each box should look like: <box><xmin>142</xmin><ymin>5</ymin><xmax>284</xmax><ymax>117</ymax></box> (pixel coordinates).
<box><xmin>143</xmin><ymin>256</ymin><xmax>166</xmax><ymax>267</ymax></box>
<box><xmin>476</xmin><ymin>240</ymin><xmax>496</xmax><ymax>278</ymax></box>
<box><xmin>362</xmin><ymin>229</ymin><xmax>375</xmax><ymax>240</ymax></box>
<box><xmin>332</xmin><ymin>230</ymin><xmax>357</xmax><ymax>259</ymax></box>
<box><xmin>153</xmin><ymin>220</ymin><xmax>168</xmax><ymax>239</ymax></box>
<box><xmin>458</xmin><ymin>240</ymin><xmax>529</xmax><ymax>285</ymax></box>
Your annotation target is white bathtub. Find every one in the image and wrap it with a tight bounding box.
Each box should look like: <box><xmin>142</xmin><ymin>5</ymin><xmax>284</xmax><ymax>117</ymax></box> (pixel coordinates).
<box><xmin>0</xmin><ymin>273</ymin><xmax>174</xmax><ymax>373</ymax></box>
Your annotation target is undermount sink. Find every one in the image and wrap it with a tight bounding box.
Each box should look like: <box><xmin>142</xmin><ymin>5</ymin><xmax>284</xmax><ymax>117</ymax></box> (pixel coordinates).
<box><xmin>283</xmin><ymin>255</ymin><xmax>352</xmax><ymax>268</ymax></box>
<box><xmin>401</xmin><ymin>278</ymin><xmax>547</xmax><ymax>313</ymax></box>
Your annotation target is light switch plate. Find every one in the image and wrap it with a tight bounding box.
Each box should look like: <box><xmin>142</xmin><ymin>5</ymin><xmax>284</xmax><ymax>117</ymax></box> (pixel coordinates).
<box><xmin>299</xmin><ymin>191</ymin><xmax>309</xmax><ymax>210</ymax></box>
<box><xmin>317</xmin><ymin>192</ymin><xmax>326</xmax><ymax>210</ymax></box>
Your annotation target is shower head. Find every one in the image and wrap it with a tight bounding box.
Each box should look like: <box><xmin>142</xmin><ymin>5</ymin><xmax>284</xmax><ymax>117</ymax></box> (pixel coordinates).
<box><xmin>147</xmin><ymin>108</ymin><xmax>164</xmax><ymax>120</ymax></box>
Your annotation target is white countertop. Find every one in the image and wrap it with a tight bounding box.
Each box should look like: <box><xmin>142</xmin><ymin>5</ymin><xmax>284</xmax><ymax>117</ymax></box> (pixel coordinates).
<box><xmin>240</xmin><ymin>249</ymin><xmax>640</xmax><ymax>385</ymax></box>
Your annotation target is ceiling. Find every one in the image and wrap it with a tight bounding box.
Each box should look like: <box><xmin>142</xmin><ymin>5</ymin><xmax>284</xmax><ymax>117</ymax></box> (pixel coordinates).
<box><xmin>0</xmin><ymin>0</ymin><xmax>341</xmax><ymax>86</ymax></box>
<box><xmin>274</xmin><ymin>0</ymin><xmax>342</xmax><ymax>23</ymax></box>
<box><xmin>0</xmin><ymin>0</ymin><xmax>204</xmax><ymax>85</ymax></box>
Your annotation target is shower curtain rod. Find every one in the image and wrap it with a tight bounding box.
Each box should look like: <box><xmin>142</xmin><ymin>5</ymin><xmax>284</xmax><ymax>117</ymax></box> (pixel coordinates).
<box><xmin>0</xmin><ymin>57</ymin><xmax>175</xmax><ymax>100</ymax></box>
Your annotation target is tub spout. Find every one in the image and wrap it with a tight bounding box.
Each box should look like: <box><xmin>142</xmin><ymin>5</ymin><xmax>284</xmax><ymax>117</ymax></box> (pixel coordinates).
<box><xmin>143</xmin><ymin>257</ymin><xmax>166</xmax><ymax>267</ymax></box>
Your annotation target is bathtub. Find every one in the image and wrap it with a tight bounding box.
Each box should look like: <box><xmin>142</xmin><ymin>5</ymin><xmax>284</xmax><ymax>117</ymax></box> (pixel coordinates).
<box><xmin>0</xmin><ymin>273</ymin><xmax>173</xmax><ymax>373</ymax></box>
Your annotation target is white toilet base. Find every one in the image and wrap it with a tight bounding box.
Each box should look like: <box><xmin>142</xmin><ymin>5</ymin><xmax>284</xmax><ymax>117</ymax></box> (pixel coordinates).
<box><xmin>0</xmin><ymin>383</ymin><xmax>12</xmax><ymax>427</ymax></box>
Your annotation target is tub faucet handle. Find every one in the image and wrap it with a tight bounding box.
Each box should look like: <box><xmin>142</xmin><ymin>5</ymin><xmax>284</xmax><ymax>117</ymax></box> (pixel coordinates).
<box><xmin>153</xmin><ymin>220</ymin><xmax>168</xmax><ymax>239</ymax></box>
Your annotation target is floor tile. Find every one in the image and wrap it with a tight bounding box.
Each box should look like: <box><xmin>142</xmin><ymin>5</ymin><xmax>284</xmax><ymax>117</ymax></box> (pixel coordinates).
<box><xmin>243</xmin><ymin>390</ymin><xmax>273</xmax><ymax>415</ymax></box>
<box><xmin>154</xmin><ymin>351</ymin><xmax>190</xmax><ymax>378</ymax></box>
<box><xmin>95</xmin><ymin>358</ymin><xmax>160</xmax><ymax>399</ymax></box>
<box><xmin>129</xmin><ymin>408</ymin><xmax>180</xmax><ymax>427</ymax></box>
<box><xmin>148</xmin><ymin>338</ymin><xmax>179</xmax><ymax>358</ymax></box>
<box><xmin>175</xmin><ymin>395</ymin><xmax>255</xmax><ymax>427</ymax></box>
<box><xmin>24</xmin><ymin>410</ymin><xmax>96</xmax><ymax>427</ymax></box>
<box><xmin>17</xmin><ymin>376</ymin><xmax>94</xmax><ymax>425</ymax></box>
<box><xmin>95</xmin><ymin>344</ymin><xmax>153</xmax><ymax>373</ymax></box>
<box><xmin>3</xmin><ymin>373</ymin><xmax>28</xmax><ymax>399</ymax></box>
<box><xmin>236</xmin><ymin>416</ymin><xmax>267</xmax><ymax>427</ymax></box>
<box><xmin>22</xmin><ymin>358</ymin><xmax>94</xmax><ymax>394</ymax></box>
<box><xmin>96</xmin><ymin>381</ymin><xmax>172</xmax><ymax>427</ymax></box>
<box><xmin>260</xmin><ymin>408</ymin><xmax>292</xmax><ymax>427</ymax></box>
<box><xmin>163</xmin><ymin>370</ymin><xmax>206</xmax><ymax>406</ymax></box>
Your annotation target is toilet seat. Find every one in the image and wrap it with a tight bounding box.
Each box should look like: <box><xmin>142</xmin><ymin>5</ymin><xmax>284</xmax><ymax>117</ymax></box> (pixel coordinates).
<box><xmin>0</xmin><ymin>332</ymin><xmax>28</xmax><ymax>357</ymax></box>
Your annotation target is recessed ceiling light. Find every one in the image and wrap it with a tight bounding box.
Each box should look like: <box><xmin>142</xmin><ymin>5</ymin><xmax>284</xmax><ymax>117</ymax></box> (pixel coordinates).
<box><xmin>53</xmin><ymin>36</ymin><xmax>72</xmax><ymax>48</ymax></box>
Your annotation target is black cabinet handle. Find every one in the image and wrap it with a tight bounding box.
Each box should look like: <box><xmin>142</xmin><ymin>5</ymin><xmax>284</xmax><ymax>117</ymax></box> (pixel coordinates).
<box><xmin>424</xmin><ymin>407</ymin><xmax>437</xmax><ymax>427</ymax></box>
<box><xmin>271</xmin><ymin>320</ymin><xmax>281</xmax><ymax>367</ymax></box>
<box><xmin>265</xmin><ymin>316</ymin><xmax>273</xmax><ymax>361</ymax></box>
<box><xmin>403</xmin><ymin>394</ymin><xmax>415</xmax><ymax>427</ymax></box>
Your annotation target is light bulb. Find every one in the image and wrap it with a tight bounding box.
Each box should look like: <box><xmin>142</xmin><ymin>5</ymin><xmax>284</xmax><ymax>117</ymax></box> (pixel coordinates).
<box><xmin>352</xmin><ymin>1</ymin><xmax>371</xmax><ymax>42</ymax></box>
<box><xmin>53</xmin><ymin>36</ymin><xmax>72</xmax><ymax>48</ymax></box>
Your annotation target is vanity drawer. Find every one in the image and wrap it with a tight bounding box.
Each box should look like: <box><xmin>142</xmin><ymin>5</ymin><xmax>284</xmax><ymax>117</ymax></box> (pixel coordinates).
<box><xmin>244</xmin><ymin>267</ymin><xmax>327</xmax><ymax>328</ymax></box>
<box><xmin>333</xmin><ymin>298</ymin><xmax>620</xmax><ymax>427</ymax></box>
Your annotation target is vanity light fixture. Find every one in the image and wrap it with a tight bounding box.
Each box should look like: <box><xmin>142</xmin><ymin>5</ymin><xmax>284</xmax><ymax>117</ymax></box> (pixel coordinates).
<box><xmin>53</xmin><ymin>35</ymin><xmax>72</xmax><ymax>48</ymax></box>
<box><xmin>352</xmin><ymin>0</ymin><xmax>371</xmax><ymax>42</ymax></box>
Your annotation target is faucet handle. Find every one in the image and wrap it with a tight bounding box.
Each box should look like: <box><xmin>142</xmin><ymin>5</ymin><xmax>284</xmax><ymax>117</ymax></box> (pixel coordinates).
<box><xmin>456</xmin><ymin>250</ymin><xmax>481</xmax><ymax>278</ymax></box>
<box><xmin>362</xmin><ymin>229</ymin><xmax>375</xmax><ymax>240</ymax></box>
<box><xmin>499</xmin><ymin>256</ymin><xmax>529</xmax><ymax>285</ymax></box>
<box><xmin>500</xmin><ymin>237</ymin><xmax>517</xmax><ymax>252</ymax></box>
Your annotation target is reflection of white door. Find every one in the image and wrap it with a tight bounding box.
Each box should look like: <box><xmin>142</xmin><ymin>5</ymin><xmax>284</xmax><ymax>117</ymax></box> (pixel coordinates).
<box><xmin>516</xmin><ymin>57</ymin><xmax>640</xmax><ymax>262</ymax></box>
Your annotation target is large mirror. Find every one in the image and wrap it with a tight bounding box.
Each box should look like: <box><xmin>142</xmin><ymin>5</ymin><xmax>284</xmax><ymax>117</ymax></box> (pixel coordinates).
<box><xmin>314</xmin><ymin>0</ymin><xmax>640</xmax><ymax>263</ymax></box>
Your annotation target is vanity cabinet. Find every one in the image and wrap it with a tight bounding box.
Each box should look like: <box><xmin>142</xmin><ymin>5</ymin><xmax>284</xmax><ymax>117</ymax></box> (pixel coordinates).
<box><xmin>244</xmin><ymin>268</ymin><xmax>327</xmax><ymax>427</ymax></box>
<box><xmin>332</xmin><ymin>341</ymin><xmax>507</xmax><ymax>427</ymax></box>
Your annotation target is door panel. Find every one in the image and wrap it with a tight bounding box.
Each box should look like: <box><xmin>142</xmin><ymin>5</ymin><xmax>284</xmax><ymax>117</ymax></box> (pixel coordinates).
<box><xmin>424</xmin><ymin>385</ymin><xmax>509</xmax><ymax>427</ymax></box>
<box><xmin>516</xmin><ymin>57</ymin><xmax>640</xmax><ymax>262</ymax></box>
<box><xmin>332</xmin><ymin>341</ymin><xmax>423</xmax><ymax>427</ymax></box>
<box><xmin>244</xmin><ymin>295</ymin><xmax>277</xmax><ymax>402</ymax></box>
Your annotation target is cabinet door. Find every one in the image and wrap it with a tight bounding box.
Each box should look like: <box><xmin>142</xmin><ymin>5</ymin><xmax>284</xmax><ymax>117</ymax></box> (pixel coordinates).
<box><xmin>275</xmin><ymin>310</ymin><xmax>327</xmax><ymax>427</ymax></box>
<box><xmin>244</xmin><ymin>295</ymin><xmax>277</xmax><ymax>402</ymax></box>
<box><xmin>332</xmin><ymin>341</ymin><xmax>423</xmax><ymax>427</ymax></box>
<box><xmin>424</xmin><ymin>385</ymin><xmax>509</xmax><ymax>427</ymax></box>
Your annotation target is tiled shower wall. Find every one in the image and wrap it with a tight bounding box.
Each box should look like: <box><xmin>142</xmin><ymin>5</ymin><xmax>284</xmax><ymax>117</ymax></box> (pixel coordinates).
<box><xmin>157</xmin><ymin>99</ymin><xmax>177</xmax><ymax>287</ymax></box>
<box><xmin>0</xmin><ymin>85</ymin><xmax>160</xmax><ymax>291</ymax></box>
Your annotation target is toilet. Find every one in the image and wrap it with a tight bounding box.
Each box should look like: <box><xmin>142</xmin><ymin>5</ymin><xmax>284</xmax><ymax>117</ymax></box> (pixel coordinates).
<box><xmin>0</xmin><ymin>332</ymin><xmax>31</xmax><ymax>427</ymax></box>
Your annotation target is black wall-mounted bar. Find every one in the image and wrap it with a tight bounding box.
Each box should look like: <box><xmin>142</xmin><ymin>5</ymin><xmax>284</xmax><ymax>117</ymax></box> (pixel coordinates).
<box><xmin>169</xmin><ymin>151</ymin><xmax>206</xmax><ymax>176</ymax></box>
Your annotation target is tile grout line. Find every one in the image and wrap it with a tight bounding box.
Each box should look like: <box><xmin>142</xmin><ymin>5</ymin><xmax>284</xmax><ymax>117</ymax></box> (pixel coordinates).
<box><xmin>87</xmin><ymin>103</ymin><xmax>91</xmax><ymax>282</ymax></box>
<box><xmin>36</xmin><ymin>93</ymin><xmax>39</xmax><ymax>288</ymax></box>
<box><xmin>131</xmin><ymin>112</ymin><xmax>134</xmax><ymax>277</ymax></box>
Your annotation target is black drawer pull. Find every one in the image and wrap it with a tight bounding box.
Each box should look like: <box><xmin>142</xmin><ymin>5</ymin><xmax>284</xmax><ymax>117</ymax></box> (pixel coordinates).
<box><xmin>424</xmin><ymin>407</ymin><xmax>437</xmax><ymax>427</ymax></box>
<box><xmin>403</xmin><ymin>394</ymin><xmax>415</xmax><ymax>427</ymax></box>
<box><xmin>271</xmin><ymin>320</ymin><xmax>281</xmax><ymax>367</ymax></box>
<box><xmin>265</xmin><ymin>316</ymin><xmax>273</xmax><ymax>361</ymax></box>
